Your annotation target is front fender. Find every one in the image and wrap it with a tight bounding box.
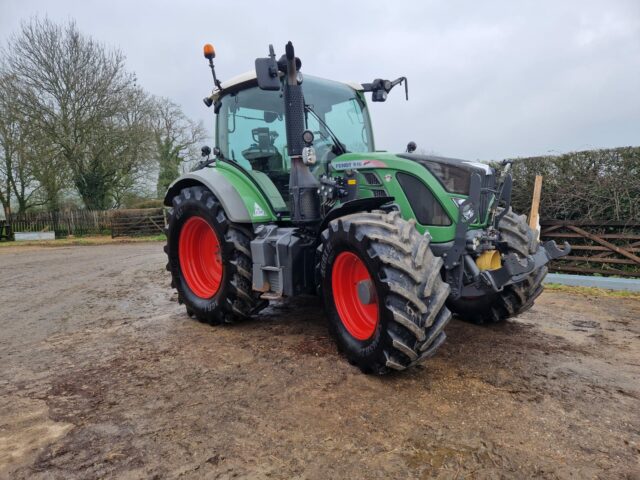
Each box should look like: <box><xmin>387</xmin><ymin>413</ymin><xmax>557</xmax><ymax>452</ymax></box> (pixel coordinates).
<box><xmin>319</xmin><ymin>197</ymin><xmax>395</xmax><ymax>232</ymax></box>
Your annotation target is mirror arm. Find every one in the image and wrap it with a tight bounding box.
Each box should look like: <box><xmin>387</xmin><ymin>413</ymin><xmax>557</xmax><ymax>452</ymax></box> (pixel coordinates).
<box><xmin>389</xmin><ymin>76</ymin><xmax>408</xmax><ymax>100</ymax></box>
<box><xmin>361</xmin><ymin>77</ymin><xmax>408</xmax><ymax>100</ymax></box>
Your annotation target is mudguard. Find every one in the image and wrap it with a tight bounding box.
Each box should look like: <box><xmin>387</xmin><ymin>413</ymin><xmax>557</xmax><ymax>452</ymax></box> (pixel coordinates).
<box><xmin>164</xmin><ymin>167</ymin><xmax>279</xmax><ymax>223</ymax></box>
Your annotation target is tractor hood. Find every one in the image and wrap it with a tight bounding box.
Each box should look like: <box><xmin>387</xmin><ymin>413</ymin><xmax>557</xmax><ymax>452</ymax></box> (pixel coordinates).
<box><xmin>330</xmin><ymin>152</ymin><xmax>494</xmax><ymax>197</ymax></box>
<box><xmin>398</xmin><ymin>153</ymin><xmax>492</xmax><ymax>176</ymax></box>
<box><xmin>397</xmin><ymin>153</ymin><xmax>493</xmax><ymax>196</ymax></box>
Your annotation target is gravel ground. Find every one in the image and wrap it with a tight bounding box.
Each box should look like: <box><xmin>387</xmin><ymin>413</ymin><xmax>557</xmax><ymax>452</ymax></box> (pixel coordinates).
<box><xmin>1</xmin><ymin>243</ymin><xmax>639</xmax><ymax>479</ymax></box>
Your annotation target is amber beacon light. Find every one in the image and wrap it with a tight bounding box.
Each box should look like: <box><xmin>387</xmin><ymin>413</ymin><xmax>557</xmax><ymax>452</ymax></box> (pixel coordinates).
<box><xmin>203</xmin><ymin>44</ymin><xmax>216</xmax><ymax>60</ymax></box>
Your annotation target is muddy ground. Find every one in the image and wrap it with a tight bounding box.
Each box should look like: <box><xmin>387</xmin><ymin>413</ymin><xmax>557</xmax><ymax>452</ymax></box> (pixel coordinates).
<box><xmin>1</xmin><ymin>243</ymin><xmax>639</xmax><ymax>479</ymax></box>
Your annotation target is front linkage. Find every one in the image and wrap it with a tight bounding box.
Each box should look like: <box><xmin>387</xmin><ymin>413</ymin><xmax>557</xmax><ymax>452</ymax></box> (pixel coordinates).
<box><xmin>442</xmin><ymin>167</ymin><xmax>570</xmax><ymax>300</ymax></box>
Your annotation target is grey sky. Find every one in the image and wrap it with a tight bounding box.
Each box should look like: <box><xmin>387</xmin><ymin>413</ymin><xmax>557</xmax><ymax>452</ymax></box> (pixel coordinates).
<box><xmin>1</xmin><ymin>0</ymin><xmax>639</xmax><ymax>160</ymax></box>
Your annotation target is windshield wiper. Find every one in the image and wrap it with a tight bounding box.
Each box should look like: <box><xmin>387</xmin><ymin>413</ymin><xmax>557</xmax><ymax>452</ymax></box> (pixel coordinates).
<box><xmin>304</xmin><ymin>104</ymin><xmax>347</xmax><ymax>155</ymax></box>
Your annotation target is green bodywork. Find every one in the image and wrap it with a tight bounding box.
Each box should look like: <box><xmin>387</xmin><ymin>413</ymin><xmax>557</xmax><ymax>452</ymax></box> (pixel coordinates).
<box><xmin>193</xmin><ymin>151</ymin><xmax>488</xmax><ymax>244</ymax></box>
<box><xmin>214</xmin><ymin>161</ymin><xmax>282</xmax><ymax>221</ymax></box>
<box><xmin>328</xmin><ymin>152</ymin><xmax>482</xmax><ymax>243</ymax></box>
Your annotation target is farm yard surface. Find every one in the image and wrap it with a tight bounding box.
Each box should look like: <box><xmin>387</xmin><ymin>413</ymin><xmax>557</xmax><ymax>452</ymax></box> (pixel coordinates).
<box><xmin>1</xmin><ymin>243</ymin><xmax>639</xmax><ymax>479</ymax></box>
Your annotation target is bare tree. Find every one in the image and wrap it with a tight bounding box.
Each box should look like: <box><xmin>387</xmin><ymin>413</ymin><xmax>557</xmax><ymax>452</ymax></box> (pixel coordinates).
<box><xmin>0</xmin><ymin>73</ymin><xmax>17</xmax><ymax>218</ymax></box>
<box><xmin>0</xmin><ymin>72</ymin><xmax>48</xmax><ymax>214</ymax></box>
<box><xmin>152</xmin><ymin>97</ymin><xmax>206</xmax><ymax>198</ymax></box>
<box><xmin>3</xmin><ymin>17</ymin><xmax>150</xmax><ymax>210</ymax></box>
<box><xmin>109</xmin><ymin>86</ymin><xmax>156</xmax><ymax>207</ymax></box>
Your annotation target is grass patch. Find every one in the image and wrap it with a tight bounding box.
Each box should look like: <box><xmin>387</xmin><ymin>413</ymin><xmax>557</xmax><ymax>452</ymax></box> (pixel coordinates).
<box><xmin>544</xmin><ymin>283</ymin><xmax>640</xmax><ymax>299</ymax></box>
<box><xmin>0</xmin><ymin>234</ymin><xmax>165</xmax><ymax>248</ymax></box>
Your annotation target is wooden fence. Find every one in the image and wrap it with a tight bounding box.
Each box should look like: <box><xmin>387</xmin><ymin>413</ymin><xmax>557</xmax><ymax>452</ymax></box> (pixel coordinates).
<box><xmin>111</xmin><ymin>209</ymin><xmax>165</xmax><ymax>238</ymax></box>
<box><xmin>5</xmin><ymin>208</ymin><xmax>165</xmax><ymax>239</ymax></box>
<box><xmin>9</xmin><ymin>210</ymin><xmax>112</xmax><ymax>237</ymax></box>
<box><xmin>541</xmin><ymin>220</ymin><xmax>640</xmax><ymax>277</ymax></box>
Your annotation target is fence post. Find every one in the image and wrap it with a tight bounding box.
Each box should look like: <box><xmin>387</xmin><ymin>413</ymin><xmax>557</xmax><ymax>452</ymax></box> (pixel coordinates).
<box><xmin>529</xmin><ymin>175</ymin><xmax>543</xmax><ymax>241</ymax></box>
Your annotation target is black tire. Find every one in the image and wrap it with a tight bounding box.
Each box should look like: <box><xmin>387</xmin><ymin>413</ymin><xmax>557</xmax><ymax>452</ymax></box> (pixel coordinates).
<box><xmin>448</xmin><ymin>207</ymin><xmax>547</xmax><ymax>325</ymax></box>
<box><xmin>318</xmin><ymin>210</ymin><xmax>452</xmax><ymax>374</ymax></box>
<box><xmin>164</xmin><ymin>186</ymin><xmax>267</xmax><ymax>324</ymax></box>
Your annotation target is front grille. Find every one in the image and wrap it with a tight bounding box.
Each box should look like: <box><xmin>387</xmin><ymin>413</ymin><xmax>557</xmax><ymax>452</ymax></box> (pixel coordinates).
<box><xmin>372</xmin><ymin>189</ymin><xmax>387</xmax><ymax>197</ymax></box>
<box><xmin>363</xmin><ymin>172</ymin><xmax>381</xmax><ymax>185</ymax></box>
<box><xmin>478</xmin><ymin>174</ymin><xmax>494</xmax><ymax>222</ymax></box>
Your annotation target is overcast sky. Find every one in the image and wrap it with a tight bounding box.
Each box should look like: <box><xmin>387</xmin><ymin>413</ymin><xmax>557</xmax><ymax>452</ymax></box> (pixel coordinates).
<box><xmin>1</xmin><ymin>0</ymin><xmax>639</xmax><ymax>160</ymax></box>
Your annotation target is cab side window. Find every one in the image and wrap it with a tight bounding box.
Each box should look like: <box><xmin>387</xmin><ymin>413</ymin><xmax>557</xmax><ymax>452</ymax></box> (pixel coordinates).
<box><xmin>220</xmin><ymin>89</ymin><xmax>291</xmax><ymax>201</ymax></box>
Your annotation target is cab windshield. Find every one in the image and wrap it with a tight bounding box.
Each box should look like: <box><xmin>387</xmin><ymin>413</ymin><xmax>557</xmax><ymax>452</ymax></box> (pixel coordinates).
<box><xmin>216</xmin><ymin>75</ymin><xmax>374</xmax><ymax>202</ymax></box>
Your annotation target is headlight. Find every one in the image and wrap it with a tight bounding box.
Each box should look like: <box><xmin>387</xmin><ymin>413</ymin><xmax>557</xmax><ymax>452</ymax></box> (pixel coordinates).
<box><xmin>302</xmin><ymin>146</ymin><xmax>316</xmax><ymax>166</ymax></box>
<box><xmin>460</xmin><ymin>202</ymin><xmax>475</xmax><ymax>222</ymax></box>
<box><xmin>452</xmin><ymin>197</ymin><xmax>476</xmax><ymax>221</ymax></box>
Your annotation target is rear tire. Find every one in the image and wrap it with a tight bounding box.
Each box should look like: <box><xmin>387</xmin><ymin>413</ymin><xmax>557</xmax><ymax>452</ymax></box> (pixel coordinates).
<box><xmin>164</xmin><ymin>186</ymin><xmax>267</xmax><ymax>324</ymax></box>
<box><xmin>448</xmin><ymin>207</ymin><xmax>547</xmax><ymax>325</ymax></box>
<box><xmin>318</xmin><ymin>211</ymin><xmax>452</xmax><ymax>374</ymax></box>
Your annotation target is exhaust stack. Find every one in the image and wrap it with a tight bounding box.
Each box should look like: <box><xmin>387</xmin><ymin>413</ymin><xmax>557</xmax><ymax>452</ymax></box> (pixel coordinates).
<box><xmin>281</xmin><ymin>42</ymin><xmax>321</xmax><ymax>226</ymax></box>
<box><xmin>255</xmin><ymin>42</ymin><xmax>321</xmax><ymax>226</ymax></box>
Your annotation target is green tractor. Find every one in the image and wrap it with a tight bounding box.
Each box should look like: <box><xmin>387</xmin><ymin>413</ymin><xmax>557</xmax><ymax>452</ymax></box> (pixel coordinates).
<box><xmin>163</xmin><ymin>42</ymin><xmax>569</xmax><ymax>374</ymax></box>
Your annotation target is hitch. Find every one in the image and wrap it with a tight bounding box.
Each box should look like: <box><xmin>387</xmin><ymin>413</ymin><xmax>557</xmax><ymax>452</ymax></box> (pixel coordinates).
<box><xmin>543</xmin><ymin>239</ymin><xmax>571</xmax><ymax>260</ymax></box>
<box><xmin>477</xmin><ymin>240</ymin><xmax>571</xmax><ymax>293</ymax></box>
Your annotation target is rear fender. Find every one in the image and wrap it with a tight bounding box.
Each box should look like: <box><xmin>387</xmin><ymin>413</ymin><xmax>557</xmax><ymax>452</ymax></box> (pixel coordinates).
<box><xmin>164</xmin><ymin>168</ymin><xmax>276</xmax><ymax>223</ymax></box>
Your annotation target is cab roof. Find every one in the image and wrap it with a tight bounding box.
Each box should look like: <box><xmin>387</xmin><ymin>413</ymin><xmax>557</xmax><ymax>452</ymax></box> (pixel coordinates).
<box><xmin>212</xmin><ymin>71</ymin><xmax>364</xmax><ymax>99</ymax></box>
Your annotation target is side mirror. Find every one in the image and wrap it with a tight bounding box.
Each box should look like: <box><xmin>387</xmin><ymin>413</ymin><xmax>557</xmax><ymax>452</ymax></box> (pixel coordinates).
<box><xmin>372</xmin><ymin>90</ymin><xmax>388</xmax><ymax>102</ymax></box>
<box><xmin>406</xmin><ymin>141</ymin><xmax>417</xmax><ymax>153</ymax></box>
<box><xmin>255</xmin><ymin>44</ymin><xmax>280</xmax><ymax>91</ymax></box>
<box><xmin>201</xmin><ymin>145</ymin><xmax>212</xmax><ymax>157</ymax></box>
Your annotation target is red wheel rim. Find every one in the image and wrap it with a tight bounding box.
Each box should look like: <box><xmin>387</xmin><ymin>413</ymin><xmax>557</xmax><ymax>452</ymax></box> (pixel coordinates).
<box><xmin>179</xmin><ymin>216</ymin><xmax>223</xmax><ymax>298</ymax></box>
<box><xmin>331</xmin><ymin>251</ymin><xmax>379</xmax><ymax>340</ymax></box>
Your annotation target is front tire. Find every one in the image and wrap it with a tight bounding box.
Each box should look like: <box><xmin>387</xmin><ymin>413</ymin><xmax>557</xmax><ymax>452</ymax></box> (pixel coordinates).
<box><xmin>318</xmin><ymin>211</ymin><xmax>452</xmax><ymax>374</ymax></box>
<box><xmin>164</xmin><ymin>186</ymin><xmax>266</xmax><ymax>324</ymax></box>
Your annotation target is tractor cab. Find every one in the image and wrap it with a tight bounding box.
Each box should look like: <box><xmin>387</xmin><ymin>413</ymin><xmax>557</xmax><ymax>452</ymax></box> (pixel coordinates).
<box><xmin>213</xmin><ymin>73</ymin><xmax>374</xmax><ymax>207</ymax></box>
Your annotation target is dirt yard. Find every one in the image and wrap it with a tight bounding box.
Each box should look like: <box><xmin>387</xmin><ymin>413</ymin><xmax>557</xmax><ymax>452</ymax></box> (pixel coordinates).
<box><xmin>1</xmin><ymin>243</ymin><xmax>639</xmax><ymax>479</ymax></box>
